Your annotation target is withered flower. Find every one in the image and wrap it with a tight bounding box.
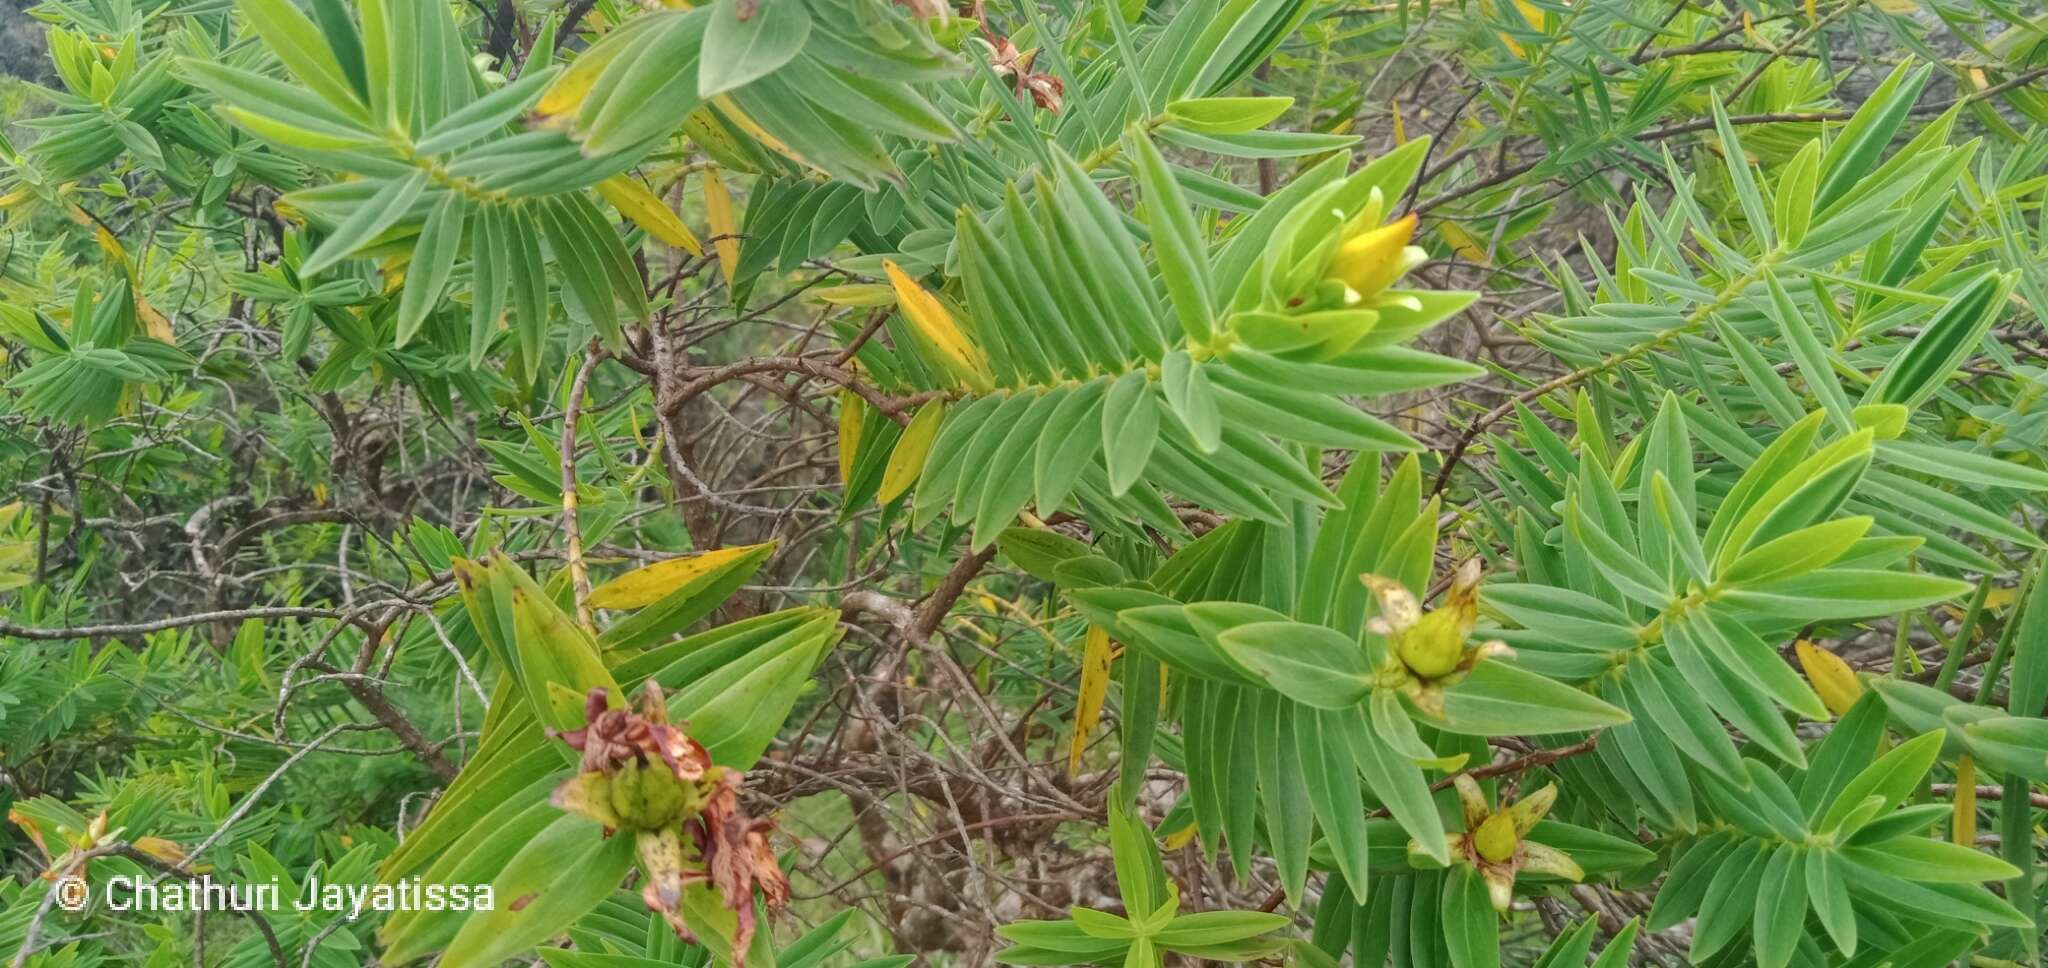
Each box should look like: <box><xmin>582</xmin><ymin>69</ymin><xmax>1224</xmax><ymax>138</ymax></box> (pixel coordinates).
<box><xmin>1361</xmin><ymin>558</ymin><xmax>1512</xmax><ymax>718</ymax></box>
<box><xmin>555</xmin><ymin>683</ymin><xmax>709</xmax><ymax>785</ymax></box>
<box><xmin>988</xmin><ymin>37</ymin><xmax>1064</xmax><ymax>114</ymax></box>
<box><xmin>549</xmin><ymin>685</ymin><xmax>788</xmax><ymax>955</ymax></box>
<box><xmin>1411</xmin><ymin>776</ymin><xmax>1583</xmax><ymax>912</ymax></box>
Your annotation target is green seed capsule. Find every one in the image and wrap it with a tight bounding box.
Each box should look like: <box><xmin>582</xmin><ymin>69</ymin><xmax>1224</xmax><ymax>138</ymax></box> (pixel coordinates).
<box><xmin>1474</xmin><ymin>812</ymin><xmax>1518</xmax><ymax>863</ymax></box>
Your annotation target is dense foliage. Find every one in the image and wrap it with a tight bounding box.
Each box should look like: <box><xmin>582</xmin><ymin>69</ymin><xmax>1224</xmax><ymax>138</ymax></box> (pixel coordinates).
<box><xmin>3</xmin><ymin>0</ymin><xmax>2048</xmax><ymax>965</ymax></box>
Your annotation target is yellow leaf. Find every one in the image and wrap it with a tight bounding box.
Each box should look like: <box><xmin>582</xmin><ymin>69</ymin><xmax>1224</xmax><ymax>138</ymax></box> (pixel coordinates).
<box><xmin>709</xmin><ymin>94</ymin><xmax>809</xmax><ymax>169</ymax></box>
<box><xmin>837</xmin><ymin>389</ymin><xmax>863</xmax><ymax>488</ymax></box>
<box><xmin>536</xmin><ymin>35</ymin><xmax>628</xmax><ymax>117</ymax></box>
<box><xmin>1390</xmin><ymin>99</ymin><xmax>1407</xmax><ymax>146</ymax></box>
<box><xmin>684</xmin><ymin>109</ymin><xmax>760</xmax><ymax>173</ymax></box>
<box><xmin>1869</xmin><ymin>0</ymin><xmax>1916</xmax><ymax>12</ymax></box>
<box><xmin>585</xmin><ymin>542</ymin><xmax>773</xmax><ymax>609</ymax></box>
<box><xmin>1162</xmin><ymin>820</ymin><xmax>1197</xmax><ymax>851</ymax></box>
<box><xmin>879</xmin><ymin>400</ymin><xmax>944</xmax><ymax>503</ymax></box>
<box><xmin>1953</xmin><ymin>754</ymin><xmax>1976</xmax><ymax>846</ymax></box>
<box><xmin>595</xmin><ymin>174</ymin><xmax>702</xmax><ymax>255</ymax></box>
<box><xmin>1795</xmin><ymin>640</ymin><xmax>1863</xmax><ymax>717</ymax></box>
<box><xmin>1439</xmin><ymin>221</ymin><xmax>1490</xmax><ymax>266</ymax></box>
<box><xmin>93</xmin><ymin>225</ymin><xmax>127</xmax><ymax>264</ymax></box>
<box><xmin>132</xmin><ymin>836</ymin><xmax>185</xmax><ymax>865</ymax></box>
<box><xmin>1068</xmin><ymin>625</ymin><xmax>1113</xmax><ymax>777</ymax></box>
<box><xmin>702</xmin><ymin>167</ymin><xmax>740</xmax><ymax>289</ymax></box>
<box><xmin>883</xmin><ymin>259</ymin><xmax>992</xmax><ymax>391</ymax></box>
<box><xmin>138</xmin><ymin>299</ymin><xmax>173</xmax><ymax>341</ymax></box>
<box><xmin>96</xmin><ymin>225</ymin><xmax>174</xmax><ymax>340</ymax></box>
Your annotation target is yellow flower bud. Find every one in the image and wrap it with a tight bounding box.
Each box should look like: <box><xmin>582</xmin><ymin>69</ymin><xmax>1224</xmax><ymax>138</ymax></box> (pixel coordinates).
<box><xmin>1474</xmin><ymin>812</ymin><xmax>1518</xmax><ymax>863</ymax></box>
<box><xmin>1324</xmin><ymin>213</ymin><xmax>1418</xmax><ymax>299</ymax></box>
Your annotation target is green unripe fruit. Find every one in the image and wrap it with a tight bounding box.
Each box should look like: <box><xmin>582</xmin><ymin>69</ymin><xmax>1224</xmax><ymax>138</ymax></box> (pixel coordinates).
<box><xmin>608</xmin><ymin>759</ymin><xmax>691</xmax><ymax>829</ymax></box>
<box><xmin>1474</xmin><ymin>813</ymin><xmax>1518</xmax><ymax>863</ymax></box>
<box><xmin>1397</xmin><ymin>610</ymin><xmax>1465</xmax><ymax>679</ymax></box>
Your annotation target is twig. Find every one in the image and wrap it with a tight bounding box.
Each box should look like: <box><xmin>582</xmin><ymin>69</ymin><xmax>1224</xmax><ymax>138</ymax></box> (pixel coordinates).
<box><xmin>563</xmin><ymin>343</ymin><xmax>606</xmax><ymax>630</ymax></box>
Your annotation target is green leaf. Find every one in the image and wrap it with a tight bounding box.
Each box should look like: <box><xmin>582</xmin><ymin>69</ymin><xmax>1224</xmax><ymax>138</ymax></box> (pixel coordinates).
<box><xmin>1815</xmin><ymin>63</ymin><xmax>1931</xmax><ymax>211</ymax></box>
<box><xmin>1862</xmin><ymin>271</ymin><xmax>2008</xmax><ymax>410</ymax></box>
<box><xmin>1212</xmin><ymin>620</ymin><xmax>1372</xmax><ymax>708</ymax></box>
<box><xmin>1438</xmin><ymin>661</ymin><xmax>1629</xmax><ymax>735</ymax></box>
<box><xmin>1440</xmin><ymin>866</ymin><xmax>1500</xmax><ymax>968</ymax></box>
<box><xmin>1719</xmin><ymin>569</ymin><xmax>1970</xmax><ymax>620</ymax></box>
<box><xmin>1102</xmin><ymin>371</ymin><xmax>1161</xmax><ymax>497</ymax></box>
<box><xmin>1153</xmin><ymin>911</ymin><xmax>1288</xmax><ymax>948</ymax></box>
<box><xmin>1751</xmin><ymin>846</ymin><xmax>1808</xmax><ymax>968</ymax></box>
<box><xmin>698</xmin><ymin>0</ymin><xmax>812</xmax><ymax>97</ymax></box>
<box><xmin>301</xmin><ymin>171</ymin><xmax>428</xmax><ymax>276</ymax></box>
<box><xmin>397</xmin><ymin>192</ymin><xmax>465</xmax><ymax>346</ymax></box>
<box><xmin>1164</xmin><ymin>96</ymin><xmax>1293</xmax><ymax>134</ymax></box>
<box><xmin>1820</xmin><ymin>730</ymin><xmax>1946</xmax><ymax>833</ymax></box>
<box><xmin>235</xmin><ymin>0</ymin><xmax>367</xmax><ymax>118</ymax></box>
<box><xmin>996</xmin><ymin>528</ymin><xmax>1095</xmax><ymax>583</ymax></box>
<box><xmin>1804</xmin><ymin>847</ymin><xmax>1856</xmax><ymax>955</ymax></box>
<box><xmin>1774</xmin><ymin>139</ymin><xmax>1820</xmax><ymax>247</ymax></box>
<box><xmin>1718</xmin><ymin>516</ymin><xmax>1871</xmax><ymax>587</ymax></box>
<box><xmin>436</xmin><ymin>816</ymin><xmax>636</xmax><ymax>968</ymax></box>
<box><xmin>1841</xmin><ymin>839</ymin><xmax>2022</xmax><ymax>883</ymax></box>
<box><xmin>1130</xmin><ymin>132</ymin><xmax>1214</xmax><ymax>343</ymax></box>
<box><xmin>1160</xmin><ymin>352</ymin><xmax>1221</xmax><ymax>453</ymax></box>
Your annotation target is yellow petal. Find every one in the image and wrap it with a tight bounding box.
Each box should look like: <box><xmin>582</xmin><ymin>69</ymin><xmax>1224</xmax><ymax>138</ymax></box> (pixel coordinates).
<box><xmin>1484</xmin><ymin>869</ymin><xmax>1515</xmax><ymax>912</ymax></box>
<box><xmin>1068</xmin><ymin>625</ymin><xmax>1113</xmax><ymax>777</ymax></box>
<box><xmin>1520</xmin><ymin>842</ymin><xmax>1584</xmax><ymax>882</ymax></box>
<box><xmin>1442</xmin><ymin>557</ymin><xmax>1484</xmax><ymax>636</ymax></box>
<box><xmin>1508</xmin><ymin>782</ymin><xmax>1557</xmax><ymax>834</ymax></box>
<box><xmin>880</xmin><ymin>400</ymin><xmax>944</xmax><ymax>504</ymax></box>
<box><xmin>1453</xmin><ymin>774</ymin><xmax>1490</xmax><ymax>830</ymax></box>
<box><xmin>883</xmin><ymin>259</ymin><xmax>992</xmax><ymax>391</ymax></box>
<box><xmin>585</xmin><ymin>542</ymin><xmax>773</xmax><ymax>609</ymax></box>
<box><xmin>595</xmin><ymin>174</ymin><xmax>702</xmax><ymax>255</ymax></box>
<box><xmin>837</xmin><ymin>389</ymin><xmax>863</xmax><ymax>488</ymax></box>
<box><xmin>1795</xmin><ymin>640</ymin><xmax>1863</xmax><ymax>717</ymax></box>
<box><xmin>701</xmin><ymin>167</ymin><xmax>741</xmax><ymax>289</ymax></box>
<box><xmin>1360</xmin><ymin>573</ymin><xmax>1421</xmax><ymax>634</ymax></box>
<box><xmin>1326</xmin><ymin>214</ymin><xmax>1418</xmax><ymax>299</ymax></box>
